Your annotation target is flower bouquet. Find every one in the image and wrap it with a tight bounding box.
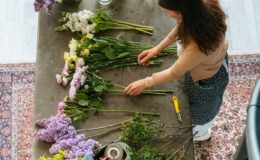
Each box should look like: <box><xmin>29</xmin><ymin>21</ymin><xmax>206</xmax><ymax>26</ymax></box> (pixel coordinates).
<box><xmin>35</xmin><ymin>103</ymin><xmax>101</xmax><ymax>160</ymax></box>
<box><xmin>63</xmin><ymin>70</ymin><xmax>172</xmax><ymax>121</ymax></box>
<box><xmin>56</xmin><ymin>9</ymin><xmax>154</xmax><ymax>35</ymax></box>
<box><xmin>56</xmin><ymin>36</ymin><xmax>176</xmax><ymax>85</ymax></box>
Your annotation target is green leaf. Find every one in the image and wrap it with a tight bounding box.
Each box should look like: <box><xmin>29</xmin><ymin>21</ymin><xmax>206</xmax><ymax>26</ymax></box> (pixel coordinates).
<box><xmin>104</xmin><ymin>47</ymin><xmax>116</xmax><ymax>59</ymax></box>
<box><xmin>76</xmin><ymin>92</ymin><xmax>87</xmax><ymax>100</ymax></box>
<box><xmin>89</xmin><ymin>99</ymin><xmax>102</xmax><ymax>107</ymax></box>
<box><xmin>78</xmin><ymin>99</ymin><xmax>89</xmax><ymax>106</ymax></box>
<box><xmin>115</xmin><ymin>52</ymin><xmax>131</xmax><ymax>59</ymax></box>
<box><xmin>73</xmin><ymin>115</ymin><xmax>83</xmax><ymax>121</ymax></box>
<box><xmin>94</xmin><ymin>85</ymin><xmax>105</xmax><ymax>92</ymax></box>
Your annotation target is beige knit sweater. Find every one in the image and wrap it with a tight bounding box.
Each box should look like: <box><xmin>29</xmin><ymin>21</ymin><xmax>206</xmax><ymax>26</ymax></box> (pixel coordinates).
<box><xmin>147</xmin><ymin>37</ymin><xmax>228</xmax><ymax>86</ymax></box>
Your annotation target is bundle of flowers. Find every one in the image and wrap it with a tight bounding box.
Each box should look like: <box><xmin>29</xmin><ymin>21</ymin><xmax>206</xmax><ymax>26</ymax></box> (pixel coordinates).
<box><xmin>35</xmin><ymin>102</ymin><xmax>101</xmax><ymax>159</ymax></box>
<box><xmin>56</xmin><ymin>9</ymin><xmax>154</xmax><ymax>35</ymax></box>
<box><xmin>63</xmin><ymin>71</ymin><xmax>171</xmax><ymax>121</ymax></box>
<box><xmin>56</xmin><ymin>36</ymin><xmax>177</xmax><ymax>85</ymax></box>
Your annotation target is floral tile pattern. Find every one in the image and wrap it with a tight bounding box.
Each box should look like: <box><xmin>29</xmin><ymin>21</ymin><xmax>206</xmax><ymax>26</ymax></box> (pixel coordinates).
<box><xmin>194</xmin><ymin>54</ymin><xmax>260</xmax><ymax>160</ymax></box>
<box><xmin>0</xmin><ymin>64</ymin><xmax>35</xmax><ymax>160</ymax></box>
<box><xmin>0</xmin><ymin>54</ymin><xmax>259</xmax><ymax>160</ymax></box>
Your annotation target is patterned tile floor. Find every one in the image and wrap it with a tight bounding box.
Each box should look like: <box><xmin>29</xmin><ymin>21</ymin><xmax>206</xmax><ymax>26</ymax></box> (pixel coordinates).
<box><xmin>0</xmin><ymin>55</ymin><xmax>259</xmax><ymax>160</ymax></box>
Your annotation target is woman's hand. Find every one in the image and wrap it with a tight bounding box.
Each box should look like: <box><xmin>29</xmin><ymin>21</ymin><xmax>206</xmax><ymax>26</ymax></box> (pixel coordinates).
<box><xmin>138</xmin><ymin>47</ymin><xmax>159</xmax><ymax>65</ymax></box>
<box><xmin>124</xmin><ymin>79</ymin><xmax>147</xmax><ymax>96</ymax></box>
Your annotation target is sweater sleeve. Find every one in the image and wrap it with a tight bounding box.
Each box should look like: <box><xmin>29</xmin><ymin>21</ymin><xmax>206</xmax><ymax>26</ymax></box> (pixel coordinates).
<box><xmin>148</xmin><ymin>41</ymin><xmax>207</xmax><ymax>86</ymax></box>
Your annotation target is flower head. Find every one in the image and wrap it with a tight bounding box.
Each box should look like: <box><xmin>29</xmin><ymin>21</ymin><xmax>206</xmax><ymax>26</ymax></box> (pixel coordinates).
<box><xmin>34</xmin><ymin>0</ymin><xmax>55</xmax><ymax>15</ymax></box>
<box><xmin>56</xmin><ymin>74</ymin><xmax>62</xmax><ymax>84</ymax></box>
<box><xmin>80</xmin><ymin>49</ymin><xmax>90</xmax><ymax>57</ymax></box>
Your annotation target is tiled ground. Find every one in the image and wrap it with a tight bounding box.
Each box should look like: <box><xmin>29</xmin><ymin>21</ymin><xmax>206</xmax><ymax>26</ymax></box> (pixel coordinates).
<box><xmin>0</xmin><ymin>55</ymin><xmax>259</xmax><ymax>160</ymax></box>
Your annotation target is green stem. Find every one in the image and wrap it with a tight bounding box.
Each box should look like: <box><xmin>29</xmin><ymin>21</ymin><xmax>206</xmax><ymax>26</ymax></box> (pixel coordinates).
<box><xmin>111</xmin><ymin>22</ymin><xmax>153</xmax><ymax>35</ymax></box>
<box><xmin>81</xmin><ymin>108</ymin><xmax>160</xmax><ymax>116</ymax></box>
<box><xmin>108</xmin><ymin>89</ymin><xmax>173</xmax><ymax>95</ymax></box>
<box><xmin>87</xmin><ymin>126</ymin><xmax>121</xmax><ymax>138</ymax></box>
<box><xmin>113</xmin><ymin>83</ymin><xmax>126</xmax><ymax>89</ymax></box>
<box><xmin>114</xmin><ymin>23</ymin><xmax>154</xmax><ymax>31</ymax></box>
<box><xmin>113</xmin><ymin>19</ymin><xmax>154</xmax><ymax>29</ymax></box>
<box><xmin>76</xmin><ymin>119</ymin><xmax>131</xmax><ymax>132</ymax></box>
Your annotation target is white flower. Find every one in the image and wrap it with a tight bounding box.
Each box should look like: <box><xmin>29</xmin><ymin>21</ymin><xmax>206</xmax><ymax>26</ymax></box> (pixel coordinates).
<box><xmin>78</xmin><ymin>10</ymin><xmax>93</xmax><ymax>23</ymax></box>
<box><xmin>69</xmin><ymin>38</ymin><xmax>78</xmax><ymax>54</ymax></box>
<box><xmin>81</xmin><ymin>26</ymin><xmax>90</xmax><ymax>34</ymax></box>
<box><xmin>84</xmin><ymin>84</ymin><xmax>89</xmax><ymax>90</ymax></box>
<box><xmin>89</xmin><ymin>24</ymin><xmax>96</xmax><ymax>33</ymax></box>
<box><xmin>56</xmin><ymin>74</ymin><xmax>62</xmax><ymax>84</ymax></box>
<box><xmin>62</xmin><ymin>77</ymin><xmax>68</xmax><ymax>86</ymax></box>
<box><xmin>69</xmin><ymin>86</ymin><xmax>77</xmax><ymax>100</ymax></box>
<box><xmin>80</xmin><ymin>75</ymin><xmax>86</xmax><ymax>86</ymax></box>
<box><xmin>62</xmin><ymin>63</ymin><xmax>69</xmax><ymax>76</ymax></box>
<box><xmin>82</xmin><ymin>66</ymin><xmax>89</xmax><ymax>72</ymax></box>
<box><xmin>86</xmin><ymin>33</ymin><xmax>94</xmax><ymax>39</ymax></box>
<box><xmin>60</xmin><ymin>10</ymin><xmax>95</xmax><ymax>35</ymax></box>
<box><xmin>76</xmin><ymin>58</ymin><xmax>85</xmax><ymax>67</ymax></box>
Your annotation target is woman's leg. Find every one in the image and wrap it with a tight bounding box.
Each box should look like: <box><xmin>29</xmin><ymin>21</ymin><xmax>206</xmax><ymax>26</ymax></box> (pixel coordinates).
<box><xmin>193</xmin><ymin>120</ymin><xmax>213</xmax><ymax>139</ymax></box>
<box><xmin>184</xmin><ymin>53</ymin><xmax>229</xmax><ymax>141</ymax></box>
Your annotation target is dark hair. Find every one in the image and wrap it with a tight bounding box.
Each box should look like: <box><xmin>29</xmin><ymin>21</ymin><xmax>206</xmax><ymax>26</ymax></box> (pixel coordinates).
<box><xmin>158</xmin><ymin>0</ymin><xmax>227</xmax><ymax>55</ymax></box>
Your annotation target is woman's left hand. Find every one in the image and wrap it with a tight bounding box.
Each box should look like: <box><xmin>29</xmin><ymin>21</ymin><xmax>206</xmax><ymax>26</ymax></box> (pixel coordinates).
<box><xmin>124</xmin><ymin>79</ymin><xmax>147</xmax><ymax>96</ymax></box>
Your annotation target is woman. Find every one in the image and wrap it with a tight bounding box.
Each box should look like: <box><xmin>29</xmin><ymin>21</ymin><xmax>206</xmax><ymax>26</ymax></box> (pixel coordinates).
<box><xmin>124</xmin><ymin>0</ymin><xmax>229</xmax><ymax>141</ymax></box>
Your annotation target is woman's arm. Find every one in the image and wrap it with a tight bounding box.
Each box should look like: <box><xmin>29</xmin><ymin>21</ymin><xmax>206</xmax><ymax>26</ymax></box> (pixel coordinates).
<box><xmin>138</xmin><ymin>27</ymin><xmax>178</xmax><ymax>64</ymax></box>
<box><xmin>124</xmin><ymin>41</ymin><xmax>207</xmax><ymax>96</ymax></box>
<box><xmin>154</xmin><ymin>26</ymin><xmax>178</xmax><ymax>53</ymax></box>
<box><xmin>146</xmin><ymin>43</ymin><xmax>207</xmax><ymax>86</ymax></box>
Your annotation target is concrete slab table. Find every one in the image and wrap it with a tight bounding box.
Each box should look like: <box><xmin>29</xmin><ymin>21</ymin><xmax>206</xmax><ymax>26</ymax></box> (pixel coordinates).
<box><xmin>33</xmin><ymin>0</ymin><xmax>194</xmax><ymax>159</ymax></box>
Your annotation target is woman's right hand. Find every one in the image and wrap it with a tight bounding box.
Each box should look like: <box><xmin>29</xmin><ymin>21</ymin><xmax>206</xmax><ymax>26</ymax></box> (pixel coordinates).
<box><xmin>138</xmin><ymin>47</ymin><xmax>159</xmax><ymax>65</ymax></box>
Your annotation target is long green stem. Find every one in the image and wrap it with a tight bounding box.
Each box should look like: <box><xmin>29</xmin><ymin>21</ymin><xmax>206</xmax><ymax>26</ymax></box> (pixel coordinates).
<box><xmin>80</xmin><ymin>108</ymin><xmax>160</xmax><ymax>116</ymax></box>
<box><xmin>108</xmin><ymin>89</ymin><xmax>168</xmax><ymax>95</ymax></box>
<box><xmin>113</xmin><ymin>83</ymin><xmax>126</xmax><ymax>89</ymax></box>
<box><xmin>108</xmin><ymin>89</ymin><xmax>173</xmax><ymax>95</ymax></box>
<box><xmin>111</xmin><ymin>22</ymin><xmax>153</xmax><ymax>35</ymax></box>
<box><xmin>113</xmin><ymin>23</ymin><xmax>154</xmax><ymax>31</ymax></box>
<box><xmin>76</xmin><ymin>119</ymin><xmax>131</xmax><ymax>132</ymax></box>
<box><xmin>87</xmin><ymin>126</ymin><xmax>121</xmax><ymax>138</ymax></box>
<box><xmin>113</xmin><ymin>19</ymin><xmax>154</xmax><ymax>29</ymax></box>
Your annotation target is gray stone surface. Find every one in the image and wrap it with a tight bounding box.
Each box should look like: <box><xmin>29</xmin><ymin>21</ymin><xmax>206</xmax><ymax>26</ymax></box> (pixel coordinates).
<box><xmin>33</xmin><ymin>0</ymin><xmax>194</xmax><ymax>159</ymax></box>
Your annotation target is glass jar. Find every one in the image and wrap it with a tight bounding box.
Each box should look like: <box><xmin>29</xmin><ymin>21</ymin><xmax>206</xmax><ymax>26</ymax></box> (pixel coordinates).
<box><xmin>97</xmin><ymin>0</ymin><xmax>113</xmax><ymax>5</ymax></box>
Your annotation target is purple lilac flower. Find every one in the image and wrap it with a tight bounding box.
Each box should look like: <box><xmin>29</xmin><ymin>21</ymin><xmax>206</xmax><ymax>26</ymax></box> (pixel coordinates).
<box><xmin>35</xmin><ymin>94</ymin><xmax>101</xmax><ymax>159</ymax></box>
<box><xmin>57</xmin><ymin>101</ymin><xmax>65</xmax><ymax>114</ymax></box>
<box><xmin>34</xmin><ymin>0</ymin><xmax>45</xmax><ymax>11</ymax></box>
<box><xmin>34</xmin><ymin>0</ymin><xmax>55</xmax><ymax>15</ymax></box>
<box><xmin>34</xmin><ymin>111</ymin><xmax>76</xmax><ymax>143</ymax></box>
<box><xmin>69</xmin><ymin>66</ymin><xmax>88</xmax><ymax>100</ymax></box>
<box><xmin>49</xmin><ymin>134</ymin><xmax>100</xmax><ymax>159</ymax></box>
<box><xmin>44</xmin><ymin>0</ymin><xmax>55</xmax><ymax>15</ymax></box>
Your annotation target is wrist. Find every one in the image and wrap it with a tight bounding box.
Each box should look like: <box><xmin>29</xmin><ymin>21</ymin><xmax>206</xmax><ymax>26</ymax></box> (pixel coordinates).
<box><xmin>153</xmin><ymin>46</ymin><xmax>161</xmax><ymax>55</ymax></box>
<box><xmin>144</xmin><ymin>77</ymin><xmax>155</xmax><ymax>88</ymax></box>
